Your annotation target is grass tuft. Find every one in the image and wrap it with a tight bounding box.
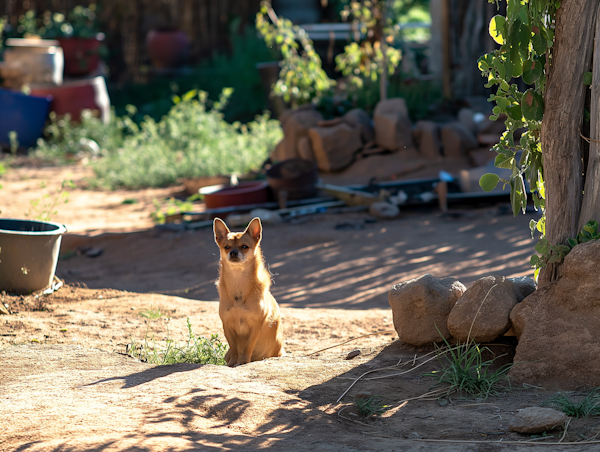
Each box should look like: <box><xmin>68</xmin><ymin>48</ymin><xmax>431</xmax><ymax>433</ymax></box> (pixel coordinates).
<box><xmin>541</xmin><ymin>389</ymin><xmax>600</xmax><ymax>418</ymax></box>
<box><xmin>354</xmin><ymin>395</ymin><xmax>390</xmax><ymax>418</ymax></box>
<box><xmin>129</xmin><ymin>317</ymin><xmax>228</xmax><ymax>366</ymax></box>
<box><xmin>425</xmin><ymin>340</ymin><xmax>513</xmax><ymax>400</ymax></box>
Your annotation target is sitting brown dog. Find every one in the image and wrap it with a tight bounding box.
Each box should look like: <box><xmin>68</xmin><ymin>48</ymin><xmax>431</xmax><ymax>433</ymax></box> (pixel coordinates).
<box><xmin>213</xmin><ymin>217</ymin><xmax>284</xmax><ymax>366</ymax></box>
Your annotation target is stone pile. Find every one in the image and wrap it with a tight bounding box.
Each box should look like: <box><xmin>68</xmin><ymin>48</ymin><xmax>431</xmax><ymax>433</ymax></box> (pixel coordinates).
<box><xmin>388</xmin><ymin>273</ymin><xmax>535</xmax><ymax>346</ymax></box>
<box><xmin>388</xmin><ymin>240</ymin><xmax>600</xmax><ymax>389</ymax></box>
<box><xmin>270</xmin><ymin>99</ymin><xmax>505</xmax><ymax>173</ymax></box>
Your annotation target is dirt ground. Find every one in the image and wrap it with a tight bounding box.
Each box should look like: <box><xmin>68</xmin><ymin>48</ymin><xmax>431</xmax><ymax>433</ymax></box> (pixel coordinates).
<box><xmin>2</xmin><ymin>163</ymin><xmax>597</xmax><ymax>451</ymax></box>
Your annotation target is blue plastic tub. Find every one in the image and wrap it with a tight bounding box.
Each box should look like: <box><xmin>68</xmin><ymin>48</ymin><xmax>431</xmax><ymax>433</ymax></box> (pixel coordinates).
<box><xmin>0</xmin><ymin>88</ymin><xmax>52</xmax><ymax>149</ymax></box>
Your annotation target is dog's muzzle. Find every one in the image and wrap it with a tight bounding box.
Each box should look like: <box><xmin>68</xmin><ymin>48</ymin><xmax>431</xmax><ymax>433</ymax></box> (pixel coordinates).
<box><xmin>229</xmin><ymin>249</ymin><xmax>240</xmax><ymax>261</ymax></box>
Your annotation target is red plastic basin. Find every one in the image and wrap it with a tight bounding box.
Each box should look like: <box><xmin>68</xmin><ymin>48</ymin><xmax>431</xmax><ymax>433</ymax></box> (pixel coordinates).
<box><xmin>201</xmin><ymin>181</ymin><xmax>269</xmax><ymax>209</ymax></box>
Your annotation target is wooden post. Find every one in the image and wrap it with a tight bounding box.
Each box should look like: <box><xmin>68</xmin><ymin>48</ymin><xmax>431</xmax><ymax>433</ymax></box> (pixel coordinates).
<box><xmin>578</xmin><ymin>6</ymin><xmax>600</xmax><ymax>230</ymax></box>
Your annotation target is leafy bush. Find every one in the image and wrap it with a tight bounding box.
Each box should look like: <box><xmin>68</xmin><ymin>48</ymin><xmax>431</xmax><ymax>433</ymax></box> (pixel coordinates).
<box><xmin>110</xmin><ymin>19</ymin><xmax>276</xmax><ymax>123</ymax></box>
<box><xmin>33</xmin><ymin>108</ymin><xmax>136</xmax><ymax>162</ymax></box>
<box><xmin>90</xmin><ymin>89</ymin><xmax>282</xmax><ymax>189</ymax></box>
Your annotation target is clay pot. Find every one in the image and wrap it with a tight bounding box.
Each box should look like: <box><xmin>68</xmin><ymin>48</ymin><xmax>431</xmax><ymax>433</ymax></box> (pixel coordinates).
<box><xmin>146</xmin><ymin>28</ymin><xmax>190</xmax><ymax>69</ymax></box>
<box><xmin>30</xmin><ymin>76</ymin><xmax>110</xmax><ymax>123</ymax></box>
<box><xmin>58</xmin><ymin>35</ymin><xmax>103</xmax><ymax>76</ymax></box>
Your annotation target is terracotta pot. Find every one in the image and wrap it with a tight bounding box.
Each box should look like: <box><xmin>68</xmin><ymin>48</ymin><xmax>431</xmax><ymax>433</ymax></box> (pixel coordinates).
<box><xmin>146</xmin><ymin>28</ymin><xmax>190</xmax><ymax>69</ymax></box>
<box><xmin>30</xmin><ymin>76</ymin><xmax>110</xmax><ymax>123</ymax></box>
<box><xmin>200</xmin><ymin>182</ymin><xmax>269</xmax><ymax>209</ymax></box>
<box><xmin>58</xmin><ymin>36</ymin><xmax>102</xmax><ymax>76</ymax></box>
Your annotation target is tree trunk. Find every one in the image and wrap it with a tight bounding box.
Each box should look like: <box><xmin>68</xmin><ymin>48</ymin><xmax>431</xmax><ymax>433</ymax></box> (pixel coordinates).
<box><xmin>579</xmin><ymin>9</ymin><xmax>600</xmax><ymax>229</ymax></box>
<box><xmin>539</xmin><ymin>0</ymin><xmax>598</xmax><ymax>286</ymax></box>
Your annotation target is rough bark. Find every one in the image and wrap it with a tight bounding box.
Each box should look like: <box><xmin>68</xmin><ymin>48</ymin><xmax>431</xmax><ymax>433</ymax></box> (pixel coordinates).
<box><xmin>579</xmin><ymin>10</ymin><xmax>600</xmax><ymax>229</ymax></box>
<box><xmin>539</xmin><ymin>0</ymin><xmax>598</xmax><ymax>286</ymax></box>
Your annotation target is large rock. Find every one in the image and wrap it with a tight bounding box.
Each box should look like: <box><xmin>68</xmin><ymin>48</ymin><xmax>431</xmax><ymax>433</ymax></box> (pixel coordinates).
<box><xmin>389</xmin><ymin>274</ymin><xmax>466</xmax><ymax>346</ymax></box>
<box><xmin>447</xmin><ymin>276</ymin><xmax>519</xmax><ymax>343</ymax></box>
<box><xmin>440</xmin><ymin>122</ymin><xmax>478</xmax><ymax>159</ymax></box>
<box><xmin>282</xmin><ymin>108</ymin><xmax>323</xmax><ymax>160</ymax></box>
<box><xmin>510</xmin><ymin>240</ymin><xmax>600</xmax><ymax>388</ymax></box>
<box><xmin>373</xmin><ymin>98</ymin><xmax>414</xmax><ymax>151</ymax></box>
<box><xmin>413</xmin><ymin>120</ymin><xmax>442</xmax><ymax>159</ymax></box>
<box><xmin>509</xmin><ymin>407</ymin><xmax>568</xmax><ymax>434</ymax></box>
<box><xmin>343</xmin><ymin>108</ymin><xmax>374</xmax><ymax>144</ymax></box>
<box><xmin>308</xmin><ymin>123</ymin><xmax>362</xmax><ymax>172</ymax></box>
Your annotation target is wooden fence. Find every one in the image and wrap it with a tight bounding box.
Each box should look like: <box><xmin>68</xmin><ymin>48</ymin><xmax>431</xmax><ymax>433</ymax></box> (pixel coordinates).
<box><xmin>2</xmin><ymin>0</ymin><xmax>262</xmax><ymax>83</ymax></box>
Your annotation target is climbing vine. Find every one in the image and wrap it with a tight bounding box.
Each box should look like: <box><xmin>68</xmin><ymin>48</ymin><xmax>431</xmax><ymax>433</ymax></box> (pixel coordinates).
<box><xmin>477</xmin><ymin>0</ymin><xmax>562</xmax><ymax>279</ymax></box>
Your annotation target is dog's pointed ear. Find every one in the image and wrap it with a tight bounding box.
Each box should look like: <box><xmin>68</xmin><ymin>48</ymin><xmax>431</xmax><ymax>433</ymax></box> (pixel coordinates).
<box><xmin>213</xmin><ymin>218</ymin><xmax>230</xmax><ymax>243</ymax></box>
<box><xmin>244</xmin><ymin>217</ymin><xmax>262</xmax><ymax>243</ymax></box>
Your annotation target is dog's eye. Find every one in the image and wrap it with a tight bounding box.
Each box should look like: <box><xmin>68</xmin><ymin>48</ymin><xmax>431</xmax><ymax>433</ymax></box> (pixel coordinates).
<box><xmin>241</xmin><ymin>245</ymin><xmax>249</xmax><ymax>250</ymax></box>
<box><xmin>224</xmin><ymin>245</ymin><xmax>230</xmax><ymax>250</ymax></box>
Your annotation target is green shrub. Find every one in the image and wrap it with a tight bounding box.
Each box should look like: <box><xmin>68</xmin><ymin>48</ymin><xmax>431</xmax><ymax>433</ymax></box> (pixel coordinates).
<box><xmin>90</xmin><ymin>89</ymin><xmax>282</xmax><ymax>189</ymax></box>
<box><xmin>129</xmin><ymin>316</ymin><xmax>228</xmax><ymax>366</ymax></box>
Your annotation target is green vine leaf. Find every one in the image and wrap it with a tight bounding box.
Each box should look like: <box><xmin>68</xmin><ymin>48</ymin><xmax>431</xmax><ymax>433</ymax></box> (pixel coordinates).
<box><xmin>521</xmin><ymin>89</ymin><xmax>544</xmax><ymax>121</ymax></box>
<box><xmin>479</xmin><ymin>173</ymin><xmax>500</xmax><ymax>192</ymax></box>
<box><xmin>489</xmin><ymin>15</ymin><xmax>507</xmax><ymax>45</ymax></box>
<box><xmin>584</xmin><ymin>72</ymin><xmax>593</xmax><ymax>85</ymax></box>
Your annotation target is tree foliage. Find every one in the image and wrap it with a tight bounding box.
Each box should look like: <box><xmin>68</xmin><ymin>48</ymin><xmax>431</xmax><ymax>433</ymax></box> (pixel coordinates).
<box><xmin>477</xmin><ymin>0</ymin><xmax>563</xmax><ymax>279</ymax></box>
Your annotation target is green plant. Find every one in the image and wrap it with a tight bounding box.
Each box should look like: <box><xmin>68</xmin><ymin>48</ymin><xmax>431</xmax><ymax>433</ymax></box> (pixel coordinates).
<box><xmin>90</xmin><ymin>88</ymin><xmax>282</xmax><ymax>189</ymax></box>
<box><xmin>256</xmin><ymin>2</ymin><xmax>336</xmax><ymax>107</ymax></box>
<box><xmin>542</xmin><ymin>389</ymin><xmax>600</xmax><ymax>418</ymax></box>
<box><xmin>45</xmin><ymin>4</ymin><xmax>100</xmax><ymax>38</ymax></box>
<box><xmin>354</xmin><ymin>395</ymin><xmax>391</xmax><ymax>418</ymax></box>
<box><xmin>34</xmin><ymin>108</ymin><xmax>137</xmax><ymax>162</ymax></box>
<box><xmin>110</xmin><ymin>20</ymin><xmax>275</xmax><ymax>124</ymax></box>
<box><xmin>25</xmin><ymin>179</ymin><xmax>75</xmax><ymax>221</ymax></box>
<box><xmin>426</xmin><ymin>340</ymin><xmax>512</xmax><ymax>401</ymax></box>
<box><xmin>129</xmin><ymin>317</ymin><xmax>228</xmax><ymax>366</ymax></box>
<box><xmin>476</xmin><ymin>1</ymin><xmax>570</xmax><ymax>281</ymax></box>
<box><xmin>530</xmin><ymin>221</ymin><xmax>600</xmax><ymax>279</ymax></box>
<box><xmin>335</xmin><ymin>0</ymin><xmax>402</xmax><ymax>101</ymax></box>
<box><xmin>8</xmin><ymin>130</ymin><xmax>18</xmax><ymax>157</ymax></box>
<box><xmin>151</xmin><ymin>194</ymin><xmax>201</xmax><ymax>224</ymax></box>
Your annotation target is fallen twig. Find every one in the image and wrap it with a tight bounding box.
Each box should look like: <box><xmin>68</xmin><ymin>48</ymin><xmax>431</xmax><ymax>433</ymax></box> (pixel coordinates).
<box><xmin>305</xmin><ymin>330</ymin><xmax>396</xmax><ymax>357</ymax></box>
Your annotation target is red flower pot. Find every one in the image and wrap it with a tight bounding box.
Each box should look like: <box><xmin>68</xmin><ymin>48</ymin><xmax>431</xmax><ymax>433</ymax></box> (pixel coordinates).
<box><xmin>58</xmin><ymin>36</ymin><xmax>102</xmax><ymax>76</ymax></box>
<box><xmin>146</xmin><ymin>28</ymin><xmax>190</xmax><ymax>69</ymax></box>
<box><xmin>30</xmin><ymin>76</ymin><xmax>110</xmax><ymax>123</ymax></box>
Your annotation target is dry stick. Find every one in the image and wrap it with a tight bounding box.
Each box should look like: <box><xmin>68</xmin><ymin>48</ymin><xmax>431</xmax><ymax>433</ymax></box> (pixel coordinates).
<box><xmin>304</xmin><ymin>330</ymin><xmax>396</xmax><ymax>357</ymax></box>
<box><xmin>559</xmin><ymin>417</ymin><xmax>572</xmax><ymax>443</ymax></box>
<box><xmin>336</xmin><ymin>345</ymin><xmax>463</xmax><ymax>402</ymax></box>
<box><xmin>409</xmin><ymin>438</ymin><xmax>600</xmax><ymax>446</ymax></box>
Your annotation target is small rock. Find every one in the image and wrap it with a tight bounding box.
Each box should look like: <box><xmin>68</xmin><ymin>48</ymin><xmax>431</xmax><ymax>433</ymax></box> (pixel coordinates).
<box><xmin>407</xmin><ymin>432</ymin><xmax>423</xmax><ymax>439</ymax></box>
<box><xmin>308</xmin><ymin>123</ymin><xmax>362</xmax><ymax>172</ymax></box>
<box><xmin>389</xmin><ymin>274</ymin><xmax>466</xmax><ymax>346</ymax></box>
<box><xmin>509</xmin><ymin>407</ymin><xmax>568</xmax><ymax>434</ymax></box>
<box><xmin>413</xmin><ymin>121</ymin><xmax>442</xmax><ymax>159</ymax></box>
<box><xmin>373</xmin><ymin>98</ymin><xmax>414</xmax><ymax>151</ymax></box>
<box><xmin>343</xmin><ymin>108</ymin><xmax>374</xmax><ymax>144</ymax></box>
<box><xmin>369</xmin><ymin>202</ymin><xmax>400</xmax><ymax>219</ymax></box>
<box><xmin>85</xmin><ymin>248</ymin><xmax>103</xmax><ymax>258</ymax></box>
<box><xmin>297</xmin><ymin>136</ymin><xmax>315</xmax><ymax>162</ymax></box>
<box><xmin>0</xmin><ymin>304</ymin><xmax>9</xmax><ymax>315</ymax></box>
<box><xmin>441</xmin><ymin>122</ymin><xmax>478</xmax><ymax>159</ymax></box>
<box><xmin>282</xmin><ymin>108</ymin><xmax>323</xmax><ymax>160</ymax></box>
<box><xmin>447</xmin><ymin>275</ymin><xmax>519</xmax><ymax>342</ymax></box>
<box><xmin>507</xmin><ymin>276</ymin><xmax>536</xmax><ymax>301</ymax></box>
<box><xmin>345</xmin><ymin>349</ymin><xmax>361</xmax><ymax>360</ymax></box>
